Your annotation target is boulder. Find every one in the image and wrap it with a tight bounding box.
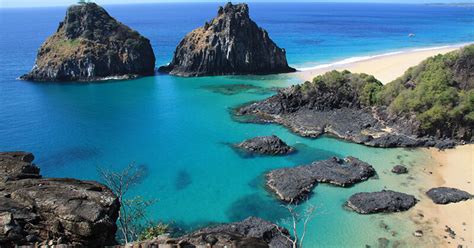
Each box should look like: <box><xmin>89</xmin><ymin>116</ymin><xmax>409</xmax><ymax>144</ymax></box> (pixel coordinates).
<box><xmin>346</xmin><ymin>190</ymin><xmax>418</xmax><ymax>214</ymax></box>
<box><xmin>426</xmin><ymin>187</ymin><xmax>473</xmax><ymax>204</ymax></box>
<box><xmin>0</xmin><ymin>152</ymin><xmax>119</xmax><ymax>247</ymax></box>
<box><xmin>391</xmin><ymin>165</ymin><xmax>408</xmax><ymax>174</ymax></box>
<box><xmin>20</xmin><ymin>3</ymin><xmax>155</xmax><ymax>82</ymax></box>
<box><xmin>159</xmin><ymin>2</ymin><xmax>295</xmax><ymax>77</ymax></box>
<box><xmin>236</xmin><ymin>135</ymin><xmax>295</xmax><ymax>155</ymax></box>
<box><xmin>266</xmin><ymin>157</ymin><xmax>376</xmax><ymax>203</ymax></box>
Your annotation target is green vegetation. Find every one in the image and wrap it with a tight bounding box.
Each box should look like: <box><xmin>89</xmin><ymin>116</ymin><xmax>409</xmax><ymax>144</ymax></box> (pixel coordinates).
<box><xmin>50</xmin><ymin>39</ymin><xmax>81</xmax><ymax>52</ymax></box>
<box><xmin>304</xmin><ymin>44</ymin><xmax>473</xmax><ymax>140</ymax></box>
<box><xmin>138</xmin><ymin>222</ymin><xmax>170</xmax><ymax>241</ymax></box>
<box><xmin>301</xmin><ymin>70</ymin><xmax>383</xmax><ymax>108</ymax></box>
<box><xmin>377</xmin><ymin>44</ymin><xmax>473</xmax><ymax>138</ymax></box>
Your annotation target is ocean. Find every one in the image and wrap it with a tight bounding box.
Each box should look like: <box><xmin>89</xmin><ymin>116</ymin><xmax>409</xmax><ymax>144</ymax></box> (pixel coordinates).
<box><xmin>0</xmin><ymin>3</ymin><xmax>472</xmax><ymax>247</ymax></box>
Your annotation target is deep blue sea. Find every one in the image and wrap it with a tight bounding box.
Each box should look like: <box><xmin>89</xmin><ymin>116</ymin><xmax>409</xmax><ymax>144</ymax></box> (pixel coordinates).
<box><xmin>0</xmin><ymin>3</ymin><xmax>472</xmax><ymax>247</ymax></box>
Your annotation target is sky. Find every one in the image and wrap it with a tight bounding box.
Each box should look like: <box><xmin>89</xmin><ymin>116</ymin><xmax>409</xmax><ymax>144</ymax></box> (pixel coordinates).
<box><xmin>0</xmin><ymin>0</ymin><xmax>472</xmax><ymax>8</ymax></box>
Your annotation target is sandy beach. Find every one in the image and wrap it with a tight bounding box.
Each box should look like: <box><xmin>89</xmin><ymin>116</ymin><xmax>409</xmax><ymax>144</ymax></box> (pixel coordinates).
<box><xmin>409</xmin><ymin>145</ymin><xmax>473</xmax><ymax>247</ymax></box>
<box><xmin>296</xmin><ymin>44</ymin><xmax>470</xmax><ymax>84</ymax></box>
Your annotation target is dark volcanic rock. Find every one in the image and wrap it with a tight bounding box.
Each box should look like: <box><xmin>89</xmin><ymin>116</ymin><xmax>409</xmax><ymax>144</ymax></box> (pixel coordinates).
<box><xmin>267</xmin><ymin>157</ymin><xmax>376</xmax><ymax>203</ymax></box>
<box><xmin>235</xmin><ymin>70</ymin><xmax>463</xmax><ymax>148</ymax></box>
<box><xmin>346</xmin><ymin>190</ymin><xmax>418</xmax><ymax>214</ymax></box>
<box><xmin>20</xmin><ymin>3</ymin><xmax>155</xmax><ymax>82</ymax></box>
<box><xmin>159</xmin><ymin>2</ymin><xmax>295</xmax><ymax>77</ymax></box>
<box><xmin>391</xmin><ymin>165</ymin><xmax>408</xmax><ymax>174</ymax></box>
<box><xmin>0</xmin><ymin>152</ymin><xmax>119</xmax><ymax>247</ymax></box>
<box><xmin>130</xmin><ymin>217</ymin><xmax>292</xmax><ymax>248</ymax></box>
<box><xmin>236</xmin><ymin>135</ymin><xmax>295</xmax><ymax>155</ymax></box>
<box><xmin>426</xmin><ymin>187</ymin><xmax>473</xmax><ymax>204</ymax></box>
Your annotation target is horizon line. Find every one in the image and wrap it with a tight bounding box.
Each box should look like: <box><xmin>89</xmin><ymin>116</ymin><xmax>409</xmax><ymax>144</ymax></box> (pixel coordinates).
<box><xmin>1</xmin><ymin>1</ymin><xmax>470</xmax><ymax>9</ymax></box>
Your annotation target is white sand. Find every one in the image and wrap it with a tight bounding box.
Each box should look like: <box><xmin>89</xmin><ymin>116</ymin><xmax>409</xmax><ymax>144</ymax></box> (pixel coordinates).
<box><xmin>295</xmin><ymin>44</ymin><xmax>470</xmax><ymax>84</ymax></box>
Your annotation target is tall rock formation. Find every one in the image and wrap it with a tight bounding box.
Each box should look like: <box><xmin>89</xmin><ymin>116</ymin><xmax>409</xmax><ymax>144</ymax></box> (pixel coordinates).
<box><xmin>159</xmin><ymin>2</ymin><xmax>295</xmax><ymax>77</ymax></box>
<box><xmin>20</xmin><ymin>3</ymin><xmax>155</xmax><ymax>82</ymax></box>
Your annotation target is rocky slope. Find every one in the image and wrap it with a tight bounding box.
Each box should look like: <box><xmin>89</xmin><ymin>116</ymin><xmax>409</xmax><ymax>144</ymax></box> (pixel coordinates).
<box><xmin>0</xmin><ymin>152</ymin><xmax>119</xmax><ymax>247</ymax></box>
<box><xmin>266</xmin><ymin>157</ymin><xmax>376</xmax><ymax>203</ymax></box>
<box><xmin>159</xmin><ymin>3</ymin><xmax>295</xmax><ymax>77</ymax></box>
<box><xmin>129</xmin><ymin>217</ymin><xmax>292</xmax><ymax>248</ymax></box>
<box><xmin>20</xmin><ymin>3</ymin><xmax>155</xmax><ymax>82</ymax></box>
<box><xmin>236</xmin><ymin>45</ymin><xmax>473</xmax><ymax>149</ymax></box>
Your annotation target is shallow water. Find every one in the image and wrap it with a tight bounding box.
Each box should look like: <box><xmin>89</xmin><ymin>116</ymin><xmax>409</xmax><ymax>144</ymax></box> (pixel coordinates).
<box><xmin>0</xmin><ymin>3</ymin><xmax>472</xmax><ymax>247</ymax></box>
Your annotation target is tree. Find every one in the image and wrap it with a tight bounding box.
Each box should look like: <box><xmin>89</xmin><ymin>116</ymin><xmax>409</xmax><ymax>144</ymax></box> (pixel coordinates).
<box><xmin>98</xmin><ymin>163</ymin><xmax>155</xmax><ymax>244</ymax></box>
<box><xmin>276</xmin><ymin>202</ymin><xmax>317</xmax><ymax>248</ymax></box>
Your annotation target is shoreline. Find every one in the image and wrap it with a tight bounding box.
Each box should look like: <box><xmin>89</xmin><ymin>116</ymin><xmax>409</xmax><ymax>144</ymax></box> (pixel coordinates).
<box><xmin>410</xmin><ymin>145</ymin><xmax>473</xmax><ymax>247</ymax></box>
<box><xmin>294</xmin><ymin>42</ymin><xmax>472</xmax><ymax>84</ymax></box>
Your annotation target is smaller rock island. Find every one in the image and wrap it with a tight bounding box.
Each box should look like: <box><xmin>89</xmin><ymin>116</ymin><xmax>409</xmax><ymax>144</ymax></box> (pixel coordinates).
<box><xmin>20</xmin><ymin>3</ymin><xmax>156</xmax><ymax>82</ymax></box>
<box><xmin>266</xmin><ymin>157</ymin><xmax>376</xmax><ymax>203</ymax></box>
<box><xmin>346</xmin><ymin>190</ymin><xmax>418</xmax><ymax>214</ymax></box>
<box><xmin>426</xmin><ymin>187</ymin><xmax>473</xmax><ymax>204</ymax></box>
<box><xmin>159</xmin><ymin>2</ymin><xmax>295</xmax><ymax>77</ymax></box>
<box><xmin>236</xmin><ymin>135</ymin><xmax>295</xmax><ymax>155</ymax></box>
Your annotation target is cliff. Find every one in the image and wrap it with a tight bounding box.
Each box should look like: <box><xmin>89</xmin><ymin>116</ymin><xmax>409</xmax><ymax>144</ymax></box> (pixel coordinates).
<box><xmin>0</xmin><ymin>152</ymin><xmax>119</xmax><ymax>247</ymax></box>
<box><xmin>20</xmin><ymin>3</ymin><xmax>155</xmax><ymax>82</ymax></box>
<box><xmin>159</xmin><ymin>2</ymin><xmax>295</xmax><ymax>77</ymax></box>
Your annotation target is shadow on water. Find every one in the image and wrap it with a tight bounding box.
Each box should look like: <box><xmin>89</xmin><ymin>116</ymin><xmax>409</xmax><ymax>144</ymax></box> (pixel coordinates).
<box><xmin>37</xmin><ymin>146</ymin><xmax>102</xmax><ymax>168</ymax></box>
<box><xmin>226</xmin><ymin>193</ymin><xmax>289</xmax><ymax>223</ymax></box>
<box><xmin>200</xmin><ymin>83</ymin><xmax>281</xmax><ymax>96</ymax></box>
<box><xmin>248</xmin><ymin>174</ymin><xmax>266</xmax><ymax>189</ymax></box>
<box><xmin>175</xmin><ymin>169</ymin><xmax>192</xmax><ymax>191</ymax></box>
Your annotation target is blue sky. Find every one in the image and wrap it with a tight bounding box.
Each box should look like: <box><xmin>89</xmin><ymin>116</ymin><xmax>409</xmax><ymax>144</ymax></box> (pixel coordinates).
<box><xmin>0</xmin><ymin>0</ymin><xmax>472</xmax><ymax>8</ymax></box>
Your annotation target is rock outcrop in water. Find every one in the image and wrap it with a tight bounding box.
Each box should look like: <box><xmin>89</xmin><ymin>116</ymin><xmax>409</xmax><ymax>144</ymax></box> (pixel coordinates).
<box><xmin>158</xmin><ymin>2</ymin><xmax>295</xmax><ymax>77</ymax></box>
<box><xmin>20</xmin><ymin>3</ymin><xmax>155</xmax><ymax>82</ymax></box>
<box><xmin>266</xmin><ymin>157</ymin><xmax>376</xmax><ymax>203</ymax></box>
<box><xmin>426</xmin><ymin>187</ymin><xmax>473</xmax><ymax>204</ymax></box>
<box><xmin>0</xmin><ymin>152</ymin><xmax>119</xmax><ymax>247</ymax></box>
<box><xmin>236</xmin><ymin>135</ymin><xmax>295</xmax><ymax>155</ymax></box>
<box><xmin>346</xmin><ymin>190</ymin><xmax>418</xmax><ymax>214</ymax></box>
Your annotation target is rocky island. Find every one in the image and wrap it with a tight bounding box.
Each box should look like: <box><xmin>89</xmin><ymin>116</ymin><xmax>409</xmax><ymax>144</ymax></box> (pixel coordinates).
<box><xmin>346</xmin><ymin>190</ymin><xmax>418</xmax><ymax>214</ymax></box>
<box><xmin>20</xmin><ymin>3</ymin><xmax>155</xmax><ymax>82</ymax></box>
<box><xmin>266</xmin><ymin>157</ymin><xmax>376</xmax><ymax>203</ymax></box>
<box><xmin>158</xmin><ymin>3</ymin><xmax>295</xmax><ymax>77</ymax></box>
<box><xmin>236</xmin><ymin>45</ymin><xmax>474</xmax><ymax>148</ymax></box>
<box><xmin>236</xmin><ymin>135</ymin><xmax>295</xmax><ymax>155</ymax></box>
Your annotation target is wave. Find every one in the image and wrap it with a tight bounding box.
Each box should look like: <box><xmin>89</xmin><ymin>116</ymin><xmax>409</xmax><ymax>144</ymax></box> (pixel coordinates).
<box><xmin>295</xmin><ymin>42</ymin><xmax>473</xmax><ymax>71</ymax></box>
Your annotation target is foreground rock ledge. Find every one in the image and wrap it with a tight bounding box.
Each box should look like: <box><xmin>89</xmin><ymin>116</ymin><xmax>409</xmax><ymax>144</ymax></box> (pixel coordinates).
<box><xmin>20</xmin><ymin>3</ymin><xmax>155</xmax><ymax>82</ymax></box>
<box><xmin>426</xmin><ymin>187</ymin><xmax>473</xmax><ymax>205</ymax></box>
<box><xmin>0</xmin><ymin>152</ymin><xmax>119</xmax><ymax>247</ymax></box>
<box><xmin>159</xmin><ymin>2</ymin><xmax>295</xmax><ymax>77</ymax></box>
<box><xmin>236</xmin><ymin>135</ymin><xmax>295</xmax><ymax>155</ymax></box>
<box><xmin>346</xmin><ymin>190</ymin><xmax>418</xmax><ymax>214</ymax></box>
<box><xmin>266</xmin><ymin>157</ymin><xmax>376</xmax><ymax>203</ymax></box>
<box><xmin>131</xmin><ymin>217</ymin><xmax>292</xmax><ymax>248</ymax></box>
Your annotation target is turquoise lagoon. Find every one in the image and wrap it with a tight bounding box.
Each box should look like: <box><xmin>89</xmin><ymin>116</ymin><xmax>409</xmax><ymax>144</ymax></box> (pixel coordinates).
<box><xmin>1</xmin><ymin>2</ymin><xmax>472</xmax><ymax>247</ymax></box>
